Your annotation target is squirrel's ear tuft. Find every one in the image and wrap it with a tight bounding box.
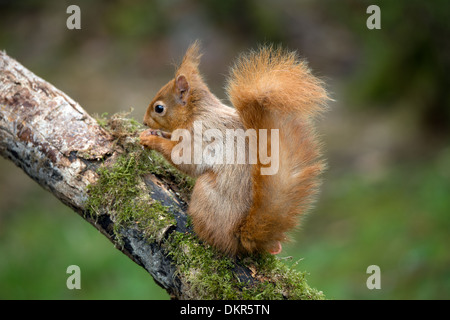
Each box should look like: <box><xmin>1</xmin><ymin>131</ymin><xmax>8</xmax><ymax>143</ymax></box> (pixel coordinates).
<box><xmin>183</xmin><ymin>40</ymin><xmax>202</xmax><ymax>68</ymax></box>
<box><xmin>176</xmin><ymin>40</ymin><xmax>202</xmax><ymax>77</ymax></box>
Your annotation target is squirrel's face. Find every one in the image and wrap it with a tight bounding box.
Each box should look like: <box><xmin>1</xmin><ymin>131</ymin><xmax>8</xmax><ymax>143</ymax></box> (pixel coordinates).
<box><xmin>143</xmin><ymin>75</ymin><xmax>191</xmax><ymax>133</ymax></box>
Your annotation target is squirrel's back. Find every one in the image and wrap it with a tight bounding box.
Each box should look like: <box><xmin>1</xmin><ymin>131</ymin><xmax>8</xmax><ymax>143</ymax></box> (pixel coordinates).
<box><xmin>226</xmin><ymin>46</ymin><xmax>330</xmax><ymax>254</ymax></box>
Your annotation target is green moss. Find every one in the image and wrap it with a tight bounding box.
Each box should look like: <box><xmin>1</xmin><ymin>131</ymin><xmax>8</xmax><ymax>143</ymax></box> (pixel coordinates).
<box><xmin>94</xmin><ymin>112</ymin><xmax>110</xmax><ymax>128</ymax></box>
<box><xmin>86</xmin><ymin>148</ymin><xmax>174</xmax><ymax>242</ymax></box>
<box><xmin>241</xmin><ymin>255</ymin><xmax>326</xmax><ymax>300</ymax></box>
<box><xmin>86</xmin><ymin>112</ymin><xmax>192</xmax><ymax>242</ymax></box>
<box><xmin>86</xmin><ymin>112</ymin><xmax>324</xmax><ymax>300</ymax></box>
<box><xmin>165</xmin><ymin>230</ymin><xmax>325</xmax><ymax>300</ymax></box>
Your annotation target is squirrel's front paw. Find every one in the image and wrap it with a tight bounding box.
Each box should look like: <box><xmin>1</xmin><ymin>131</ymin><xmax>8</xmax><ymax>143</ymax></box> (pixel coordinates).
<box><xmin>139</xmin><ymin>129</ymin><xmax>162</xmax><ymax>149</ymax></box>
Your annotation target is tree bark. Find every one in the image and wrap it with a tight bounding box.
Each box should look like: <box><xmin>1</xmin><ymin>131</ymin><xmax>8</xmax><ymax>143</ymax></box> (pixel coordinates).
<box><xmin>0</xmin><ymin>51</ymin><xmax>323</xmax><ymax>300</ymax></box>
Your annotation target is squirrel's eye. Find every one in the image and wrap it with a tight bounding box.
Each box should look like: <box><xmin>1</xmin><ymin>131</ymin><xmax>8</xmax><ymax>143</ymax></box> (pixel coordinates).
<box><xmin>154</xmin><ymin>104</ymin><xmax>165</xmax><ymax>114</ymax></box>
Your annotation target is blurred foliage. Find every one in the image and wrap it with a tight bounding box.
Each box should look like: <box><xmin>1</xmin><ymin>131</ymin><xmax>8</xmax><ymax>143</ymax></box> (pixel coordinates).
<box><xmin>199</xmin><ymin>0</ymin><xmax>286</xmax><ymax>43</ymax></box>
<box><xmin>290</xmin><ymin>146</ymin><xmax>450</xmax><ymax>299</ymax></box>
<box><xmin>0</xmin><ymin>181</ymin><xmax>167</xmax><ymax>299</ymax></box>
<box><xmin>1</xmin><ymin>0</ymin><xmax>449</xmax><ymax>299</ymax></box>
<box><xmin>328</xmin><ymin>0</ymin><xmax>450</xmax><ymax>136</ymax></box>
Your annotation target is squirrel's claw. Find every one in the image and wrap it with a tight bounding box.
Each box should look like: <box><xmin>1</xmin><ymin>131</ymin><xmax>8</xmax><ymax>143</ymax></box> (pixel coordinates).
<box><xmin>140</xmin><ymin>129</ymin><xmax>171</xmax><ymax>139</ymax></box>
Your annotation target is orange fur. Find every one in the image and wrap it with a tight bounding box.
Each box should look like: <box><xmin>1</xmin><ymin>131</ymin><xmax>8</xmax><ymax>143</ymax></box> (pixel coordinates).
<box><xmin>140</xmin><ymin>42</ymin><xmax>330</xmax><ymax>256</ymax></box>
<box><xmin>226</xmin><ymin>45</ymin><xmax>329</xmax><ymax>253</ymax></box>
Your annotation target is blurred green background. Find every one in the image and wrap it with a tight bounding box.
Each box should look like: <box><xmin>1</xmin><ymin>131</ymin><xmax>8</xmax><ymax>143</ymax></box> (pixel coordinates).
<box><xmin>1</xmin><ymin>0</ymin><xmax>449</xmax><ymax>299</ymax></box>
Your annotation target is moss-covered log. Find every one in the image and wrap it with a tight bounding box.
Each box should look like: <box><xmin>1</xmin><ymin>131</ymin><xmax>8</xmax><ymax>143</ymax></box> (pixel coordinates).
<box><xmin>0</xmin><ymin>51</ymin><xmax>324</xmax><ymax>300</ymax></box>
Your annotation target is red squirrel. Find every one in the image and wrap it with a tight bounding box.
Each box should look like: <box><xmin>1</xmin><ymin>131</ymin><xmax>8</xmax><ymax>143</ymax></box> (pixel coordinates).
<box><xmin>139</xmin><ymin>41</ymin><xmax>329</xmax><ymax>256</ymax></box>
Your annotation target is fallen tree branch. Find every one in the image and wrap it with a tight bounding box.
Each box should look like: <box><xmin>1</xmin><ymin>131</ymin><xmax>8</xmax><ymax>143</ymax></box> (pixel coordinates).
<box><xmin>0</xmin><ymin>51</ymin><xmax>324</xmax><ymax>300</ymax></box>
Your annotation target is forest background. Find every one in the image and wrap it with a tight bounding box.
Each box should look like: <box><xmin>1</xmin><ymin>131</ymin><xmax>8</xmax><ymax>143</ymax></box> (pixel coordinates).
<box><xmin>0</xmin><ymin>0</ymin><xmax>449</xmax><ymax>299</ymax></box>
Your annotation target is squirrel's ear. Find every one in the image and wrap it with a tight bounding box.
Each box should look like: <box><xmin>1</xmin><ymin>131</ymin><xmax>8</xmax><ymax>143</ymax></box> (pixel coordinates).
<box><xmin>176</xmin><ymin>74</ymin><xmax>190</xmax><ymax>105</ymax></box>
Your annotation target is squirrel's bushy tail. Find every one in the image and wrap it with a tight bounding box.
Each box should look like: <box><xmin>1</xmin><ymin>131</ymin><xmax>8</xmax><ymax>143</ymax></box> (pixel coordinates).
<box><xmin>226</xmin><ymin>46</ymin><xmax>330</xmax><ymax>254</ymax></box>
